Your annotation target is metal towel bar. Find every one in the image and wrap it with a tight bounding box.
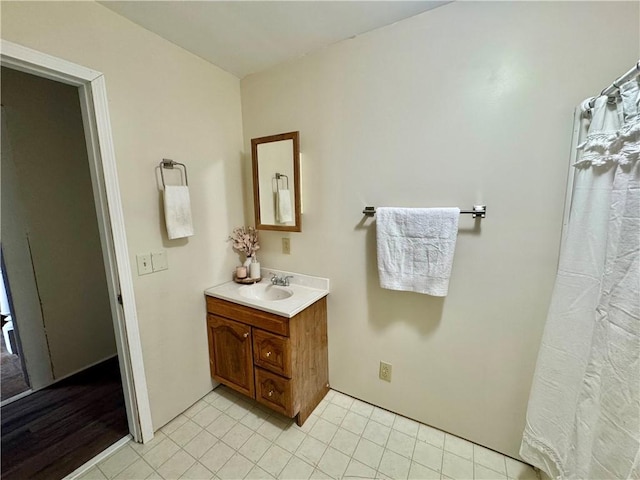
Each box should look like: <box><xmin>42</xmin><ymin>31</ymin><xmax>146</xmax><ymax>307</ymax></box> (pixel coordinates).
<box><xmin>159</xmin><ymin>159</ymin><xmax>188</xmax><ymax>188</ymax></box>
<box><xmin>362</xmin><ymin>205</ymin><xmax>486</xmax><ymax>219</ymax></box>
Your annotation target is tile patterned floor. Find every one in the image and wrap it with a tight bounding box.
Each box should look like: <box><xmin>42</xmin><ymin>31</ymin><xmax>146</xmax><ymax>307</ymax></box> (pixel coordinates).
<box><xmin>78</xmin><ymin>386</ymin><xmax>539</xmax><ymax>480</ymax></box>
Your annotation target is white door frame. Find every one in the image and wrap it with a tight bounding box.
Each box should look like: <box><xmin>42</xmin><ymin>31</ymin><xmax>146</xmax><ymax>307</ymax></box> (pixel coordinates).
<box><xmin>1</xmin><ymin>40</ymin><xmax>153</xmax><ymax>442</ymax></box>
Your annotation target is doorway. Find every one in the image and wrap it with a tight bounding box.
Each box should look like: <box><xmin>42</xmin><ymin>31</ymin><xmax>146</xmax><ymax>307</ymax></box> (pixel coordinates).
<box><xmin>1</xmin><ymin>40</ymin><xmax>153</xmax><ymax>451</ymax></box>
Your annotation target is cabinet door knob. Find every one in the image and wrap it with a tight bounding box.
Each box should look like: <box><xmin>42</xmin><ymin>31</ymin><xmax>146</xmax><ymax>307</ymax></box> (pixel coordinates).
<box><xmin>243</xmin><ymin>332</ymin><xmax>249</xmax><ymax>338</ymax></box>
<box><xmin>266</xmin><ymin>351</ymin><xmax>272</xmax><ymax>357</ymax></box>
<box><xmin>268</xmin><ymin>390</ymin><xmax>274</xmax><ymax>397</ymax></box>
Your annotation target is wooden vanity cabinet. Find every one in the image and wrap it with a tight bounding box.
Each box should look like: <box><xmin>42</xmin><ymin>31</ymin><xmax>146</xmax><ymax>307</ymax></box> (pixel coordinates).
<box><xmin>206</xmin><ymin>295</ymin><xmax>328</xmax><ymax>426</ymax></box>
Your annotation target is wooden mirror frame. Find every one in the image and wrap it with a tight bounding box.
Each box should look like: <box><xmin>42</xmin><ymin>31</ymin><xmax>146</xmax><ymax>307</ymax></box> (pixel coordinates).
<box><xmin>251</xmin><ymin>131</ymin><xmax>301</xmax><ymax>232</ymax></box>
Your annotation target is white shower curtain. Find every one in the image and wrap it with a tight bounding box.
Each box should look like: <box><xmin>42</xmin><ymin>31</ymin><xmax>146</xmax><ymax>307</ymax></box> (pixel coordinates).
<box><xmin>521</xmin><ymin>78</ymin><xmax>640</xmax><ymax>479</ymax></box>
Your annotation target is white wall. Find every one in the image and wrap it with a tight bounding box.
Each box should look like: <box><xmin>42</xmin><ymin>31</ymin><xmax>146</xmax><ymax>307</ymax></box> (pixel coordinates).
<box><xmin>2</xmin><ymin>67</ymin><xmax>117</xmax><ymax>379</ymax></box>
<box><xmin>240</xmin><ymin>2</ymin><xmax>640</xmax><ymax>457</ymax></box>
<box><xmin>1</xmin><ymin>2</ymin><xmax>245</xmax><ymax>429</ymax></box>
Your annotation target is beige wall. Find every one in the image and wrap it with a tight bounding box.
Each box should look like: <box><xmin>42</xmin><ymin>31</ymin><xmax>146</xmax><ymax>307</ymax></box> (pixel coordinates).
<box><xmin>1</xmin><ymin>2</ymin><xmax>245</xmax><ymax>429</ymax></box>
<box><xmin>241</xmin><ymin>2</ymin><xmax>640</xmax><ymax>457</ymax></box>
<box><xmin>2</xmin><ymin>67</ymin><xmax>117</xmax><ymax>379</ymax></box>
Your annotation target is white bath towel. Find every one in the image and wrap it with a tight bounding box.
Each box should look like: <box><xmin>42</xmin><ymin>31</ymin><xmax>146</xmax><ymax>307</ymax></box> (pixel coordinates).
<box><xmin>376</xmin><ymin>207</ymin><xmax>460</xmax><ymax>296</ymax></box>
<box><xmin>163</xmin><ymin>185</ymin><xmax>194</xmax><ymax>240</ymax></box>
<box><xmin>276</xmin><ymin>189</ymin><xmax>293</xmax><ymax>224</ymax></box>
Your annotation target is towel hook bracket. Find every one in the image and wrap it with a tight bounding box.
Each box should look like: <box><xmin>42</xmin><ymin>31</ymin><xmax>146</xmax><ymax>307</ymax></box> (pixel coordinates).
<box><xmin>159</xmin><ymin>158</ymin><xmax>188</xmax><ymax>188</ymax></box>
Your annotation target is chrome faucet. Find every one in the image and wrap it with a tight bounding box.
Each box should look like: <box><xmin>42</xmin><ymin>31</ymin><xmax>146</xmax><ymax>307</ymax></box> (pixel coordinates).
<box><xmin>270</xmin><ymin>273</ymin><xmax>293</xmax><ymax>286</ymax></box>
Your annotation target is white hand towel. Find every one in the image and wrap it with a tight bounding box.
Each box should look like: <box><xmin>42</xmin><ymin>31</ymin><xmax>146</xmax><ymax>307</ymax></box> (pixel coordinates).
<box><xmin>276</xmin><ymin>189</ymin><xmax>293</xmax><ymax>224</ymax></box>
<box><xmin>376</xmin><ymin>207</ymin><xmax>460</xmax><ymax>296</ymax></box>
<box><xmin>163</xmin><ymin>185</ymin><xmax>194</xmax><ymax>239</ymax></box>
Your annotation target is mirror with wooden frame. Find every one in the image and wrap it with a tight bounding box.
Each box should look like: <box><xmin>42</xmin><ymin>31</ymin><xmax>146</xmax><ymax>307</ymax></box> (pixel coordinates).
<box><xmin>251</xmin><ymin>131</ymin><xmax>301</xmax><ymax>232</ymax></box>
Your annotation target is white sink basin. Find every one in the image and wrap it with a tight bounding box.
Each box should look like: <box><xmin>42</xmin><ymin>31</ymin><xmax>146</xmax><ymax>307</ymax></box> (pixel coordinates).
<box><xmin>239</xmin><ymin>283</ymin><xmax>293</xmax><ymax>301</ymax></box>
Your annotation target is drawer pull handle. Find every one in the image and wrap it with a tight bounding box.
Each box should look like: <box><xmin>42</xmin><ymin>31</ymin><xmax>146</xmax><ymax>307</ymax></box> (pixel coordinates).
<box><xmin>243</xmin><ymin>332</ymin><xmax>249</xmax><ymax>338</ymax></box>
<box><xmin>268</xmin><ymin>390</ymin><xmax>274</xmax><ymax>397</ymax></box>
<box><xmin>266</xmin><ymin>351</ymin><xmax>272</xmax><ymax>357</ymax></box>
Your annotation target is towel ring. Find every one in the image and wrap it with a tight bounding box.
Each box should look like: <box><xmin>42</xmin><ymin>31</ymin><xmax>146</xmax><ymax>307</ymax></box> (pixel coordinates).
<box><xmin>160</xmin><ymin>159</ymin><xmax>188</xmax><ymax>188</ymax></box>
<box><xmin>273</xmin><ymin>172</ymin><xmax>289</xmax><ymax>192</ymax></box>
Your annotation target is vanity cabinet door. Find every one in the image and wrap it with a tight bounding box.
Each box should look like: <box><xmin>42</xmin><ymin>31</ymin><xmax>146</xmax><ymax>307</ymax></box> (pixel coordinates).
<box><xmin>207</xmin><ymin>315</ymin><xmax>255</xmax><ymax>398</ymax></box>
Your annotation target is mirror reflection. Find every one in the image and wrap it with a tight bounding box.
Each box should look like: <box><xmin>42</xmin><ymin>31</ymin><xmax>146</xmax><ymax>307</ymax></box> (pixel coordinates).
<box><xmin>251</xmin><ymin>131</ymin><xmax>301</xmax><ymax>232</ymax></box>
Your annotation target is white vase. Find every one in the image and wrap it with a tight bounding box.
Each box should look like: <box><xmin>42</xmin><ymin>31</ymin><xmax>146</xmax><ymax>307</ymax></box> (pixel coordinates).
<box><xmin>243</xmin><ymin>255</ymin><xmax>253</xmax><ymax>268</ymax></box>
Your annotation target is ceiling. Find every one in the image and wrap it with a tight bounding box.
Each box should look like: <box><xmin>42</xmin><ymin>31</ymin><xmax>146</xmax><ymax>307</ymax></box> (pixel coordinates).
<box><xmin>100</xmin><ymin>1</ymin><xmax>450</xmax><ymax>78</ymax></box>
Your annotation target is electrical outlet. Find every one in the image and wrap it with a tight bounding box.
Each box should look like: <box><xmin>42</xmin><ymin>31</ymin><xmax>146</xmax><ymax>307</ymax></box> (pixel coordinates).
<box><xmin>379</xmin><ymin>361</ymin><xmax>392</xmax><ymax>382</ymax></box>
<box><xmin>136</xmin><ymin>254</ymin><xmax>153</xmax><ymax>276</ymax></box>
<box><xmin>282</xmin><ymin>238</ymin><xmax>291</xmax><ymax>254</ymax></box>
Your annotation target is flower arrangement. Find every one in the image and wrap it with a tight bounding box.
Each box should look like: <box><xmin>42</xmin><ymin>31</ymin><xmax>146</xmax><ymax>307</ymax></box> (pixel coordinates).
<box><xmin>228</xmin><ymin>226</ymin><xmax>260</xmax><ymax>258</ymax></box>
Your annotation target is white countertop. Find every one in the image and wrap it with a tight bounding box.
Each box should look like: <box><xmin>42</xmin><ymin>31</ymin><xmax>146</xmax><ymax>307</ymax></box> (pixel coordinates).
<box><xmin>205</xmin><ymin>268</ymin><xmax>329</xmax><ymax>318</ymax></box>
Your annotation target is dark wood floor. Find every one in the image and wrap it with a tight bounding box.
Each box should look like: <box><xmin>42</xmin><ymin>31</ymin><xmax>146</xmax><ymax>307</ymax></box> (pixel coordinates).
<box><xmin>1</xmin><ymin>356</ymin><xmax>129</xmax><ymax>480</ymax></box>
<box><xmin>1</xmin><ymin>332</ymin><xmax>30</xmax><ymax>401</ymax></box>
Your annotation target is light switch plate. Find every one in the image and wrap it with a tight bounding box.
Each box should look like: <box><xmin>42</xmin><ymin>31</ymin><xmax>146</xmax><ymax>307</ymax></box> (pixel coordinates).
<box><xmin>136</xmin><ymin>254</ymin><xmax>153</xmax><ymax>275</ymax></box>
<box><xmin>151</xmin><ymin>250</ymin><xmax>168</xmax><ymax>272</ymax></box>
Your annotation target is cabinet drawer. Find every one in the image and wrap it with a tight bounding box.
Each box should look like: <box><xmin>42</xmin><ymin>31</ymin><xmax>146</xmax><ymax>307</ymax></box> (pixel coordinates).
<box><xmin>253</xmin><ymin>330</ymin><xmax>291</xmax><ymax>378</ymax></box>
<box><xmin>206</xmin><ymin>296</ymin><xmax>289</xmax><ymax>336</ymax></box>
<box><xmin>255</xmin><ymin>368</ymin><xmax>295</xmax><ymax>417</ymax></box>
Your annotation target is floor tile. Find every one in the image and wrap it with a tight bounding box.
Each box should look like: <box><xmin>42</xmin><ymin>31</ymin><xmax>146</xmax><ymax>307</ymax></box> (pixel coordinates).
<box><xmin>321</xmin><ymin>403</ymin><xmax>348</xmax><ymax>425</ymax></box>
<box><xmin>441</xmin><ymin>451</ymin><xmax>473</xmax><ymax>480</ymax></box>
<box><xmin>444</xmin><ymin>434</ymin><xmax>473</xmax><ymax>461</ymax></box>
<box><xmin>90</xmin><ymin>388</ymin><xmax>538</xmax><ymax>480</ymax></box>
<box><xmin>474</xmin><ymin>444</ymin><xmax>507</xmax><ymax>474</ymax></box>
<box><xmin>343</xmin><ymin>458</ymin><xmax>377</xmax><ymax>479</ymax></box>
<box><xmin>349</xmin><ymin>399</ymin><xmax>374</xmax><ymax>418</ymax></box>
<box><xmin>275</xmin><ymin>426</ymin><xmax>306</xmax><ymax>453</ymax></box>
<box><xmin>245</xmin><ymin>464</ymin><xmax>275</xmax><ymax>480</ymax></box>
<box><xmin>408</xmin><ymin>461</ymin><xmax>440</xmax><ymax>480</ymax></box>
<box><xmin>238</xmin><ymin>432</ymin><xmax>272</xmax><ymax>463</ymax></box>
<box><xmin>221</xmin><ymin>423</ymin><xmax>253</xmax><ymax>450</ymax></box>
<box><xmin>206</xmin><ymin>414</ymin><xmax>237</xmax><ymax>438</ymax></box>
<box><xmin>330</xmin><ymin>391</ymin><xmax>355</xmax><ymax>410</ymax></box>
<box><xmin>393</xmin><ymin>416</ymin><xmax>420</xmax><ymax>438</ymax></box>
<box><xmin>184</xmin><ymin>430</ymin><xmax>218</xmax><ymax>459</ymax></box>
<box><xmin>362</xmin><ymin>420</ymin><xmax>391</xmax><ymax>446</ymax></box>
<box><xmin>296</xmin><ymin>435</ymin><xmax>327</xmax><ymax>466</ymax></box>
<box><xmin>329</xmin><ymin>428</ymin><xmax>360</xmax><ymax>457</ymax></box>
<box><xmin>240</xmin><ymin>407</ymin><xmax>270</xmax><ymax>430</ymax></box>
<box><xmin>226</xmin><ymin>400</ymin><xmax>254</xmax><ymax>420</ymax></box>
<box><xmin>378</xmin><ymin>448</ymin><xmax>411</xmax><ymax>480</ymax></box>
<box><xmin>317</xmin><ymin>447</ymin><xmax>350</xmax><ymax>479</ymax></box>
<box><xmin>353</xmin><ymin>438</ymin><xmax>384</xmax><ymax>470</ymax></box>
<box><xmin>505</xmin><ymin>457</ymin><xmax>539</xmax><ymax>480</ymax></box>
<box><xmin>97</xmin><ymin>445</ymin><xmax>140</xmax><ymax>478</ymax></box>
<box><xmin>370</xmin><ymin>407</ymin><xmax>396</xmax><ymax>427</ymax></box>
<box><xmin>161</xmin><ymin>415</ymin><xmax>189</xmax><ymax>436</ymax></box>
<box><xmin>113</xmin><ymin>458</ymin><xmax>154</xmax><ymax>480</ymax></box>
<box><xmin>257</xmin><ymin>444</ymin><xmax>292</xmax><ymax>477</ymax></box>
<box><xmin>142</xmin><ymin>437</ymin><xmax>182</xmax><ymax>470</ymax></box>
<box><xmin>216</xmin><ymin>452</ymin><xmax>254</xmax><ymax>480</ymax></box>
<box><xmin>179</xmin><ymin>461</ymin><xmax>214</xmax><ymax>480</ymax></box>
<box><xmin>417</xmin><ymin>424</ymin><xmax>445</xmax><ymax>449</ymax></box>
<box><xmin>280</xmin><ymin>456</ymin><xmax>315</xmax><ymax>480</ymax></box>
<box><xmin>183</xmin><ymin>400</ymin><xmax>208</xmax><ymax>419</ymax></box>
<box><xmin>309</xmin><ymin>418</ymin><xmax>339</xmax><ymax>444</ymax></box>
<box><xmin>199</xmin><ymin>441</ymin><xmax>234</xmax><ymax>473</ymax></box>
<box><xmin>386</xmin><ymin>429</ymin><xmax>416</xmax><ymax>459</ymax></box>
<box><xmin>341</xmin><ymin>411</ymin><xmax>368</xmax><ymax>435</ymax></box>
<box><xmin>156</xmin><ymin>450</ymin><xmax>196</xmax><ymax>480</ymax></box>
<box><xmin>191</xmin><ymin>405</ymin><xmax>223</xmax><ymax>428</ymax></box>
<box><xmin>130</xmin><ymin>431</ymin><xmax>167</xmax><ymax>456</ymax></box>
<box><xmin>475</xmin><ymin>463</ymin><xmax>508</xmax><ymax>479</ymax></box>
<box><xmin>412</xmin><ymin>441</ymin><xmax>443</xmax><ymax>472</ymax></box>
<box><xmin>256</xmin><ymin>416</ymin><xmax>288</xmax><ymax>441</ymax></box>
<box><xmin>169</xmin><ymin>420</ymin><xmax>203</xmax><ymax>447</ymax></box>
<box><xmin>296</xmin><ymin>414</ymin><xmax>319</xmax><ymax>434</ymax></box>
